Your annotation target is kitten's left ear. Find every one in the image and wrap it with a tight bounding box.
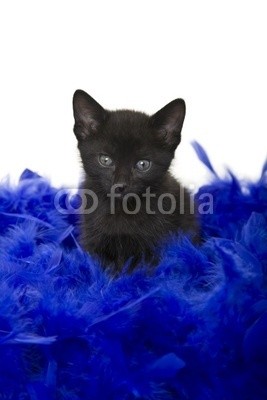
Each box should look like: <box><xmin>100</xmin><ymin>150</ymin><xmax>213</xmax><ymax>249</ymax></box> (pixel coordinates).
<box><xmin>150</xmin><ymin>99</ymin><xmax>186</xmax><ymax>150</ymax></box>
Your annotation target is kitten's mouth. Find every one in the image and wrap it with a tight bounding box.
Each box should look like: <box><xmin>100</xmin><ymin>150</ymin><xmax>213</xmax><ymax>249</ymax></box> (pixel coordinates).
<box><xmin>114</xmin><ymin>193</ymin><xmax>124</xmax><ymax>199</ymax></box>
<box><xmin>114</xmin><ymin>192</ymin><xmax>128</xmax><ymax>200</ymax></box>
<box><xmin>108</xmin><ymin>188</ymin><xmax>137</xmax><ymax>201</ymax></box>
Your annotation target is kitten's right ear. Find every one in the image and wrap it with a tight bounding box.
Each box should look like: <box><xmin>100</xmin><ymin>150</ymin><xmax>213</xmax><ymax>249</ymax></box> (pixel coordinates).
<box><xmin>150</xmin><ymin>98</ymin><xmax>186</xmax><ymax>150</ymax></box>
<box><xmin>73</xmin><ymin>90</ymin><xmax>107</xmax><ymax>140</ymax></box>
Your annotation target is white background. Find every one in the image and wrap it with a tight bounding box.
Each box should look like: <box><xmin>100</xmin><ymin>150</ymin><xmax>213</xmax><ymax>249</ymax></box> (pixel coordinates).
<box><xmin>0</xmin><ymin>0</ymin><xmax>266</xmax><ymax>188</ymax></box>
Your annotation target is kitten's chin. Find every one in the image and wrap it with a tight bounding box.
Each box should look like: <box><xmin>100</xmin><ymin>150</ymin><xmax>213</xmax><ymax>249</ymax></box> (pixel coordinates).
<box><xmin>113</xmin><ymin>192</ymin><xmax>133</xmax><ymax>200</ymax></box>
<box><xmin>116</xmin><ymin>193</ymin><xmax>125</xmax><ymax>199</ymax></box>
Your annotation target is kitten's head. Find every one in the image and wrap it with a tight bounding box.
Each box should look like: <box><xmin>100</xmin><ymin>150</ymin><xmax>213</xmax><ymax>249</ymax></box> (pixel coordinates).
<box><xmin>73</xmin><ymin>90</ymin><xmax>186</xmax><ymax>196</ymax></box>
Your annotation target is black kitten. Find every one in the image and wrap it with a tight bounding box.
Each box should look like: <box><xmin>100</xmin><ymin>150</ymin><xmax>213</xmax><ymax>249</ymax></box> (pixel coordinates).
<box><xmin>73</xmin><ymin>90</ymin><xmax>198</xmax><ymax>272</ymax></box>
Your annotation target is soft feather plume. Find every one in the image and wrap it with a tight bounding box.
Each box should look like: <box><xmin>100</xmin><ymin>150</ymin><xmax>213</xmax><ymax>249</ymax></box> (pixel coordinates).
<box><xmin>0</xmin><ymin>145</ymin><xmax>266</xmax><ymax>399</ymax></box>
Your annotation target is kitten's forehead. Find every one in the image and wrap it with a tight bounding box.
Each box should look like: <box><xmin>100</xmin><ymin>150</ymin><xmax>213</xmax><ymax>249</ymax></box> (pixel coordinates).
<box><xmin>102</xmin><ymin>110</ymin><xmax>152</xmax><ymax>153</ymax></box>
<box><xmin>111</xmin><ymin>109</ymin><xmax>148</xmax><ymax>121</ymax></box>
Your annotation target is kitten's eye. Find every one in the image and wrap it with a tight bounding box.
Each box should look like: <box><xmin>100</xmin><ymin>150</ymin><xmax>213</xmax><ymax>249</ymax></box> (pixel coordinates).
<box><xmin>135</xmin><ymin>160</ymin><xmax>151</xmax><ymax>172</ymax></box>
<box><xmin>99</xmin><ymin>154</ymin><xmax>114</xmax><ymax>167</ymax></box>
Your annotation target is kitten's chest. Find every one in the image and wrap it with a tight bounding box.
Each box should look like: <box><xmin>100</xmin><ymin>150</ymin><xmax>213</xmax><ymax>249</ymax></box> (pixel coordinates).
<box><xmin>87</xmin><ymin>201</ymin><xmax>157</xmax><ymax>235</ymax></box>
<box><xmin>85</xmin><ymin>197</ymin><xmax>167</xmax><ymax>236</ymax></box>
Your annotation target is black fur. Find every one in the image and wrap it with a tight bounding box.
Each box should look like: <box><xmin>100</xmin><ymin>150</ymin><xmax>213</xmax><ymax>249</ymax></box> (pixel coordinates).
<box><xmin>73</xmin><ymin>90</ymin><xmax>199</xmax><ymax>272</ymax></box>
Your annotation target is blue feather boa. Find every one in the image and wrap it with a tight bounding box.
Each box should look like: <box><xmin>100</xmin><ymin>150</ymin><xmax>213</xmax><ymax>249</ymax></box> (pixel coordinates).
<box><xmin>0</xmin><ymin>144</ymin><xmax>266</xmax><ymax>399</ymax></box>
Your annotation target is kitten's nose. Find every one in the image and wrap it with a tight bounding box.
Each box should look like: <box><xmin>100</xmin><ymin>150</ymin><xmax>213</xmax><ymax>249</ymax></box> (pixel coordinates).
<box><xmin>114</xmin><ymin>183</ymin><xmax>127</xmax><ymax>195</ymax></box>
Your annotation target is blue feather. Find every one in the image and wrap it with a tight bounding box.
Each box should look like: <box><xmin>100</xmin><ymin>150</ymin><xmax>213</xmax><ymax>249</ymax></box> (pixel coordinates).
<box><xmin>191</xmin><ymin>141</ymin><xmax>218</xmax><ymax>176</ymax></box>
<box><xmin>0</xmin><ymin>159</ymin><xmax>266</xmax><ymax>399</ymax></box>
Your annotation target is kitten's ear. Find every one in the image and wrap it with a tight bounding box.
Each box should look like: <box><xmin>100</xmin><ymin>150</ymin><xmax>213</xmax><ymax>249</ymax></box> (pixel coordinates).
<box><xmin>73</xmin><ymin>90</ymin><xmax>107</xmax><ymax>140</ymax></box>
<box><xmin>150</xmin><ymin>99</ymin><xmax>186</xmax><ymax>150</ymax></box>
